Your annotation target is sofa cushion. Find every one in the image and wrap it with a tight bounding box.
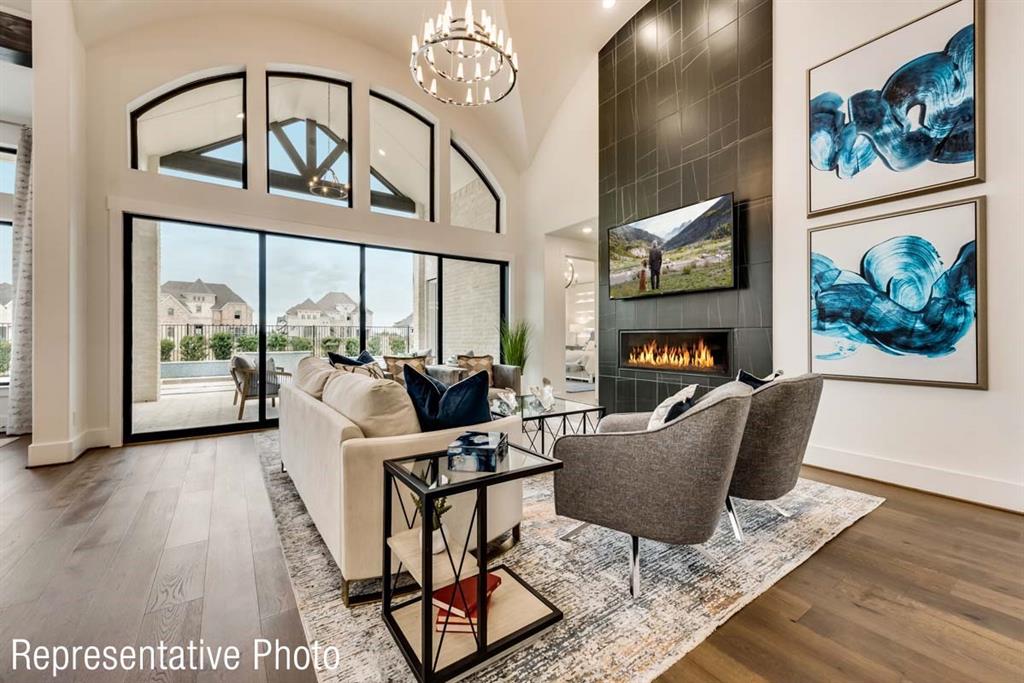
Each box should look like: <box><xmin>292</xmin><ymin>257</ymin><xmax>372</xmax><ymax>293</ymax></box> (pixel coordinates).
<box><xmin>404</xmin><ymin>365</ymin><xmax>492</xmax><ymax>432</ymax></box>
<box><xmin>335</xmin><ymin>363</ymin><xmax>386</xmax><ymax>380</ymax></box>
<box><xmin>457</xmin><ymin>354</ymin><xmax>495</xmax><ymax>386</ymax></box>
<box><xmin>647</xmin><ymin>384</ymin><xmax>698</xmax><ymax>430</ymax></box>
<box><xmin>736</xmin><ymin>369</ymin><xmax>782</xmax><ymax>389</ymax></box>
<box><xmin>328</xmin><ymin>350</ymin><xmax>376</xmax><ymax>367</ymax></box>
<box><xmin>321</xmin><ymin>371</ymin><xmax>421</xmax><ymax>437</ymax></box>
<box><xmin>383</xmin><ymin>355</ymin><xmax>428</xmax><ymax>384</ymax></box>
<box><xmin>293</xmin><ymin>356</ymin><xmax>339</xmax><ymax>399</ymax></box>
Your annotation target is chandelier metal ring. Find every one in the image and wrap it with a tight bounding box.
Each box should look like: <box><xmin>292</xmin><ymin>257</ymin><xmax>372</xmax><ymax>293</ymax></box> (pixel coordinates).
<box><xmin>411</xmin><ymin>1</ymin><xmax>518</xmax><ymax>107</ymax></box>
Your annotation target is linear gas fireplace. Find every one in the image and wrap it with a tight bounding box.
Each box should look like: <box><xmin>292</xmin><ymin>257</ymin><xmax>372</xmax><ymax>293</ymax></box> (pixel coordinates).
<box><xmin>619</xmin><ymin>329</ymin><xmax>731</xmax><ymax>376</ymax></box>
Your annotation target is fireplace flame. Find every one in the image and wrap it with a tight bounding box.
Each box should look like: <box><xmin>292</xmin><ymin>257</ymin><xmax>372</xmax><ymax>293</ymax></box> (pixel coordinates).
<box><xmin>626</xmin><ymin>338</ymin><xmax>716</xmax><ymax>371</ymax></box>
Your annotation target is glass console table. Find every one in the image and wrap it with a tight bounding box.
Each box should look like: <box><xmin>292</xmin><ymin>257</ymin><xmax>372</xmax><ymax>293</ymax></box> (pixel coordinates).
<box><xmin>491</xmin><ymin>395</ymin><xmax>606</xmax><ymax>454</ymax></box>
<box><xmin>382</xmin><ymin>440</ymin><xmax>562</xmax><ymax>682</ymax></box>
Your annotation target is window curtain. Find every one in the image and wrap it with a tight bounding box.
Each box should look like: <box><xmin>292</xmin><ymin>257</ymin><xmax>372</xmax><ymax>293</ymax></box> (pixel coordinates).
<box><xmin>8</xmin><ymin>126</ymin><xmax>32</xmax><ymax>435</ymax></box>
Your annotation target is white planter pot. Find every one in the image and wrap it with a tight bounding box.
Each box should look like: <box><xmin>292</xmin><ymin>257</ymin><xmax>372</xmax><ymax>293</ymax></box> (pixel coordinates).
<box><xmin>420</xmin><ymin>524</ymin><xmax>449</xmax><ymax>555</ymax></box>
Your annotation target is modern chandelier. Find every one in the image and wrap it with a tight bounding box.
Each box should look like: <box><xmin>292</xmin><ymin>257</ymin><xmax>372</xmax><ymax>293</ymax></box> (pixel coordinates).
<box><xmin>410</xmin><ymin>0</ymin><xmax>518</xmax><ymax>107</ymax></box>
<box><xmin>308</xmin><ymin>81</ymin><xmax>349</xmax><ymax>200</ymax></box>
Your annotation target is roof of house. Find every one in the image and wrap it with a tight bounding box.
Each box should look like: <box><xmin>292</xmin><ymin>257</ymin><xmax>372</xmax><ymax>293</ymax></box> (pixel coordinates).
<box><xmin>160</xmin><ymin>279</ymin><xmax>250</xmax><ymax>310</ymax></box>
<box><xmin>0</xmin><ymin>282</ymin><xmax>12</xmax><ymax>307</ymax></box>
<box><xmin>393</xmin><ymin>313</ymin><xmax>413</xmax><ymax>328</ymax></box>
<box><xmin>284</xmin><ymin>291</ymin><xmax>372</xmax><ymax>316</ymax></box>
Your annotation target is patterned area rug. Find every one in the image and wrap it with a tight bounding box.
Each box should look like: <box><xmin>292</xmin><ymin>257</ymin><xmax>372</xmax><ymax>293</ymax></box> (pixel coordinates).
<box><xmin>254</xmin><ymin>432</ymin><xmax>883</xmax><ymax>682</ymax></box>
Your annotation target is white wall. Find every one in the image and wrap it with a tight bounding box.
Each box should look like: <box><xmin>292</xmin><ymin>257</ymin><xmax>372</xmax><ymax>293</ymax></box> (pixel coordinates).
<box><xmin>774</xmin><ymin>0</ymin><xmax>1023</xmax><ymax>510</ymax></box>
<box><xmin>29</xmin><ymin>0</ymin><xmax>91</xmax><ymax>465</ymax></box>
<box><xmin>520</xmin><ymin>56</ymin><xmax>600</xmax><ymax>391</ymax></box>
<box><xmin>67</xmin><ymin>12</ymin><xmax>532</xmax><ymax>450</ymax></box>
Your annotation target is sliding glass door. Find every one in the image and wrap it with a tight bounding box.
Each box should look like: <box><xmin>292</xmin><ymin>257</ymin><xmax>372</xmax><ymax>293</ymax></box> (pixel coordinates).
<box><xmin>265</xmin><ymin>234</ymin><xmax>360</xmax><ymax>419</ymax></box>
<box><xmin>128</xmin><ymin>217</ymin><xmax>260</xmax><ymax>435</ymax></box>
<box><xmin>124</xmin><ymin>214</ymin><xmax>508</xmax><ymax>442</ymax></box>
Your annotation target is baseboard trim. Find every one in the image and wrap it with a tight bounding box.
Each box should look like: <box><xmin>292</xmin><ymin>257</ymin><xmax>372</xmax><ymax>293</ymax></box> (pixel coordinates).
<box><xmin>806</xmin><ymin>444</ymin><xmax>1023</xmax><ymax>513</ymax></box>
<box><xmin>27</xmin><ymin>428</ymin><xmax>111</xmax><ymax>467</ymax></box>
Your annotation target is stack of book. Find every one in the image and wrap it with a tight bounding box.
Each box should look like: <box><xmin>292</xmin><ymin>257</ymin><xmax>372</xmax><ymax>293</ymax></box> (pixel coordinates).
<box><xmin>433</xmin><ymin>572</ymin><xmax>502</xmax><ymax>633</ymax></box>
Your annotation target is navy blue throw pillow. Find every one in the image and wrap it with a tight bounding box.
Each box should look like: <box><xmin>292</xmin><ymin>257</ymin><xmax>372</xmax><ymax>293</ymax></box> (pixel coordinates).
<box><xmin>329</xmin><ymin>350</ymin><xmax>376</xmax><ymax>367</ymax></box>
<box><xmin>664</xmin><ymin>398</ymin><xmax>694</xmax><ymax>423</ymax></box>
<box><xmin>404</xmin><ymin>365</ymin><xmax>491</xmax><ymax>432</ymax></box>
<box><xmin>737</xmin><ymin>369</ymin><xmax>778</xmax><ymax>389</ymax></box>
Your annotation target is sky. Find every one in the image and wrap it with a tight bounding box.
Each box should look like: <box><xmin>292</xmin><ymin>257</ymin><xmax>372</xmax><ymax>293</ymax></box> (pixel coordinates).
<box><xmin>158</xmin><ymin>221</ymin><xmax>416</xmax><ymax>326</ymax></box>
<box><xmin>621</xmin><ymin>195</ymin><xmax>726</xmax><ymax>240</ymax></box>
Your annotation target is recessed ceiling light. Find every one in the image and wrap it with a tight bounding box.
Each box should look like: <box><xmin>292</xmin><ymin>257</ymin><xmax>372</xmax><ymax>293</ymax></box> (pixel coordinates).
<box><xmin>378</xmin><ymin>148</ymin><xmax>387</xmax><ymax>156</ymax></box>
<box><xmin>602</xmin><ymin>0</ymin><xmax>616</xmax><ymax>8</ymax></box>
<box><xmin>582</xmin><ymin>226</ymin><xmax>593</xmax><ymax>234</ymax></box>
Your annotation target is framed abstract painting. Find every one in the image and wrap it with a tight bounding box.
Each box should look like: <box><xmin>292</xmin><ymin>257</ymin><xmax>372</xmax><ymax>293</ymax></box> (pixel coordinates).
<box><xmin>808</xmin><ymin>197</ymin><xmax>986</xmax><ymax>389</ymax></box>
<box><xmin>807</xmin><ymin>0</ymin><xmax>983</xmax><ymax>216</ymax></box>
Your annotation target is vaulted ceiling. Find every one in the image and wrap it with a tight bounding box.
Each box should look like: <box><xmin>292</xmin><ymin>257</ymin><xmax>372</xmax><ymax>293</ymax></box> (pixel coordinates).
<box><xmin>71</xmin><ymin>0</ymin><xmax>643</xmax><ymax>171</ymax></box>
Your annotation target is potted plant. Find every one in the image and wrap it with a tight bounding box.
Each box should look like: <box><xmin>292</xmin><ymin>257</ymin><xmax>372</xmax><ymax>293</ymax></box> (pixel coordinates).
<box><xmin>499</xmin><ymin>320</ymin><xmax>531</xmax><ymax>371</ymax></box>
<box><xmin>414</xmin><ymin>495</ymin><xmax>453</xmax><ymax>554</ymax></box>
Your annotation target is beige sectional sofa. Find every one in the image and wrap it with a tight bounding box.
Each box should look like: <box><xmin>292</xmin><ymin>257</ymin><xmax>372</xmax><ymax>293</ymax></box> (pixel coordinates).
<box><xmin>278</xmin><ymin>357</ymin><xmax>523</xmax><ymax>604</ymax></box>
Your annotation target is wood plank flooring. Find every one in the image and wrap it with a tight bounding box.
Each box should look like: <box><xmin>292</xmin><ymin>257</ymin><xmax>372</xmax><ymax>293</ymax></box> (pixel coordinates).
<box><xmin>1</xmin><ymin>434</ymin><xmax>1021</xmax><ymax>682</ymax></box>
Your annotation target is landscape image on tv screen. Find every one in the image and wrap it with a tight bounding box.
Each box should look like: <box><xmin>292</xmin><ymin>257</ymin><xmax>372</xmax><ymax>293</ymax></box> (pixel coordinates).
<box><xmin>608</xmin><ymin>194</ymin><xmax>734</xmax><ymax>299</ymax></box>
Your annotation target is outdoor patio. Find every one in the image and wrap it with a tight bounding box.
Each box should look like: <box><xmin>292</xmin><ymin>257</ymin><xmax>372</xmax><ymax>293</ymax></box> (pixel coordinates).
<box><xmin>132</xmin><ymin>378</ymin><xmax>280</xmax><ymax>433</ymax></box>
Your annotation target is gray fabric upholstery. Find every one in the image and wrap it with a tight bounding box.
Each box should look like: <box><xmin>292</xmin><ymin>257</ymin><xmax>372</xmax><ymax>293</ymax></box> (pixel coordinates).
<box><xmin>231</xmin><ymin>355</ymin><xmax>281</xmax><ymax>400</ymax></box>
<box><xmin>492</xmin><ymin>363</ymin><xmax>522</xmax><ymax>393</ymax></box>
<box><xmin>424</xmin><ymin>363</ymin><xmax>521</xmax><ymax>392</ymax></box>
<box><xmin>596</xmin><ymin>412</ymin><xmax>652</xmax><ymax>434</ymax></box>
<box><xmin>729</xmin><ymin>373</ymin><xmax>824</xmax><ymax>501</ymax></box>
<box><xmin>553</xmin><ymin>381</ymin><xmax>752</xmax><ymax>546</ymax></box>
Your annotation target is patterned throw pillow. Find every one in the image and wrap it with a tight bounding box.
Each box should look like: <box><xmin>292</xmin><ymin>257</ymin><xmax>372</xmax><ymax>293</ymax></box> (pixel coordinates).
<box><xmin>383</xmin><ymin>355</ymin><xmax>429</xmax><ymax>384</ymax></box>
<box><xmin>457</xmin><ymin>354</ymin><xmax>495</xmax><ymax>387</ymax></box>
<box><xmin>646</xmin><ymin>384</ymin><xmax>699</xmax><ymax>430</ymax></box>
<box><xmin>736</xmin><ymin>369</ymin><xmax>782</xmax><ymax>389</ymax></box>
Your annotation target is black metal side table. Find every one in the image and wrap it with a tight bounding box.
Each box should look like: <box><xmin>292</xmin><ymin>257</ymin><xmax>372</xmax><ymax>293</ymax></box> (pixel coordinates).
<box><xmin>492</xmin><ymin>396</ymin><xmax>606</xmax><ymax>454</ymax></box>
<box><xmin>382</xmin><ymin>441</ymin><xmax>563</xmax><ymax>682</ymax></box>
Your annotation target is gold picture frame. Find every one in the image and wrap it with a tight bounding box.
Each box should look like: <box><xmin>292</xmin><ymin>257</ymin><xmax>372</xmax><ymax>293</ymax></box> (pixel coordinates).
<box><xmin>806</xmin><ymin>0</ymin><xmax>984</xmax><ymax>217</ymax></box>
<box><xmin>807</xmin><ymin>196</ymin><xmax>987</xmax><ymax>390</ymax></box>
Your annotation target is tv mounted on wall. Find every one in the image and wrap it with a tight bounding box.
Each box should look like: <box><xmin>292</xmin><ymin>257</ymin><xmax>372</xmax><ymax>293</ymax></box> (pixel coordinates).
<box><xmin>607</xmin><ymin>193</ymin><xmax>736</xmax><ymax>300</ymax></box>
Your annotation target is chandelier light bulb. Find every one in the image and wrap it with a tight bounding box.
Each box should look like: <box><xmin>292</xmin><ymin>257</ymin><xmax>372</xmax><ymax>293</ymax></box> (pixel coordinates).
<box><xmin>412</xmin><ymin>0</ymin><xmax>517</xmax><ymax>107</ymax></box>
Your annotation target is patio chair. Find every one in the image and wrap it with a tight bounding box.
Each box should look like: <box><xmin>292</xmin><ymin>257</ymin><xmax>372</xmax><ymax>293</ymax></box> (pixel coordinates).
<box><xmin>229</xmin><ymin>355</ymin><xmax>287</xmax><ymax>420</ymax></box>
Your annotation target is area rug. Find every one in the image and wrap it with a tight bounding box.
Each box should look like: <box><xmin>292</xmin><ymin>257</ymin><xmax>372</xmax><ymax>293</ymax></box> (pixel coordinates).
<box><xmin>254</xmin><ymin>432</ymin><xmax>883</xmax><ymax>682</ymax></box>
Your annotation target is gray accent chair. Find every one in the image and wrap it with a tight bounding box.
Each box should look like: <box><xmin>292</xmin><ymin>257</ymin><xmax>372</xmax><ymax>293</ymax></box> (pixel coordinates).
<box><xmin>425</xmin><ymin>363</ymin><xmax>522</xmax><ymax>397</ymax></box>
<box><xmin>723</xmin><ymin>373</ymin><xmax>824</xmax><ymax>541</ymax></box>
<box><xmin>229</xmin><ymin>355</ymin><xmax>284</xmax><ymax>420</ymax></box>
<box><xmin>552</xmin><ymin>381</ymin><xmax>753</xmax><ymax>596</ymax></box>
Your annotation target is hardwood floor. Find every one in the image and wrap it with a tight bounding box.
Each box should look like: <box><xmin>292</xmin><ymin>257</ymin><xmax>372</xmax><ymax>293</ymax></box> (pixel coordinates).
<box><xmin>1</xmin><ymin>434</ymin><xmax>1021</xmax><ymax>682</ymax></box>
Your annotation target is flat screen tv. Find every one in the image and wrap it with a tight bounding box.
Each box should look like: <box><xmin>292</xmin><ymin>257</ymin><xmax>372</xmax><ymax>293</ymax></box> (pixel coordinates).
<box><xmin>608</xmin><ymin>193</ymin><xmax>735</xmax><ymax>299</ymax></box>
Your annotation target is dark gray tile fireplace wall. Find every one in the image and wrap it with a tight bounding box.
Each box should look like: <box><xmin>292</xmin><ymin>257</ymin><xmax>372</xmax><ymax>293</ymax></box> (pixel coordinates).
<box><xmin>597</xmin><ymin>0</ymin><xmax>773</xmax><ymax>414</ymax></box>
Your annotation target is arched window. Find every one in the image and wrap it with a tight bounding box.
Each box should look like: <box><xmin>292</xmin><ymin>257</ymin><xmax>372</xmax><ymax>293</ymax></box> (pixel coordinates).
<box><xmin>450</xmin><ymin>140</ymin><xmax>500</xmax><ymax>233</ymax></box>
<box><xmin>266</xmin><ymin>72</ymin><xmax>352</xmax><ymax>207</ymax></box>
<box><xmin>369</xmin><ymin>92</ymin><xmax>434</xmax><ymax>220</ymax></box>
<box><xmin>130</xmin><ymin>73</ymin><xmax>246</xmax><ymax>188</ymax></box>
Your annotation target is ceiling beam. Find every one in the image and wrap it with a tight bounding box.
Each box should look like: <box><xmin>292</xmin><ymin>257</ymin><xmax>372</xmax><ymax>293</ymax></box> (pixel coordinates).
<box><xmin>0</xmin><ymin>11</ymin><xmax>30</xmax><ymax>68</ymax></box>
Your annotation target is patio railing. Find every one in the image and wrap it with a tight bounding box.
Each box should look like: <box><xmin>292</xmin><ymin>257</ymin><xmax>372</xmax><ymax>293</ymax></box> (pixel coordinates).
<box><xmin>159</xmin><ymin>323</ymin><xmax>413</xmax><ymax>362</ymax></box>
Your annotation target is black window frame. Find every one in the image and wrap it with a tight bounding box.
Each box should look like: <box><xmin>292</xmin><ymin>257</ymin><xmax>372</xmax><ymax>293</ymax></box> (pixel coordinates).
<box><xmin>0</xmin><ymin>216</ymin><xmax>12</xmax><ymax>387</ymax></box>
<box><xmin>129</xmin><ymin>72</ymin><xmax>249</xmax><ymax>189</ymax></box>
<box><xmin>265</xmin><ymin>70</ymin><xmax>355</xmax><ymax>208</ymax></box>
<box><xmin>450</xmin><ymin>139</ymin><xmax>501</xmax><ymax>233</ymax></box>
<box><xmin>122</xmin><ymin>212</ymin><xmax>507</xmax><ymax>444</ymax></box>
<box><xmin>368</xmin><ymin>91</ymin><xmax>436</xmax><ymax>222</ymax></box>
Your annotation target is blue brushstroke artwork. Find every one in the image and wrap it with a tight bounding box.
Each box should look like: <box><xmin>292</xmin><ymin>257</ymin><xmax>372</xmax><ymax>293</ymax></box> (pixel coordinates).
<box><xmin>810</xmin><ymin>235</ymin><xmax>976</xmax><ymax>360</ymax></box>
<box><xmin>809</xmin><ymin>24</ymin><xmax>975</xmax><ymax>179</ymax></box>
